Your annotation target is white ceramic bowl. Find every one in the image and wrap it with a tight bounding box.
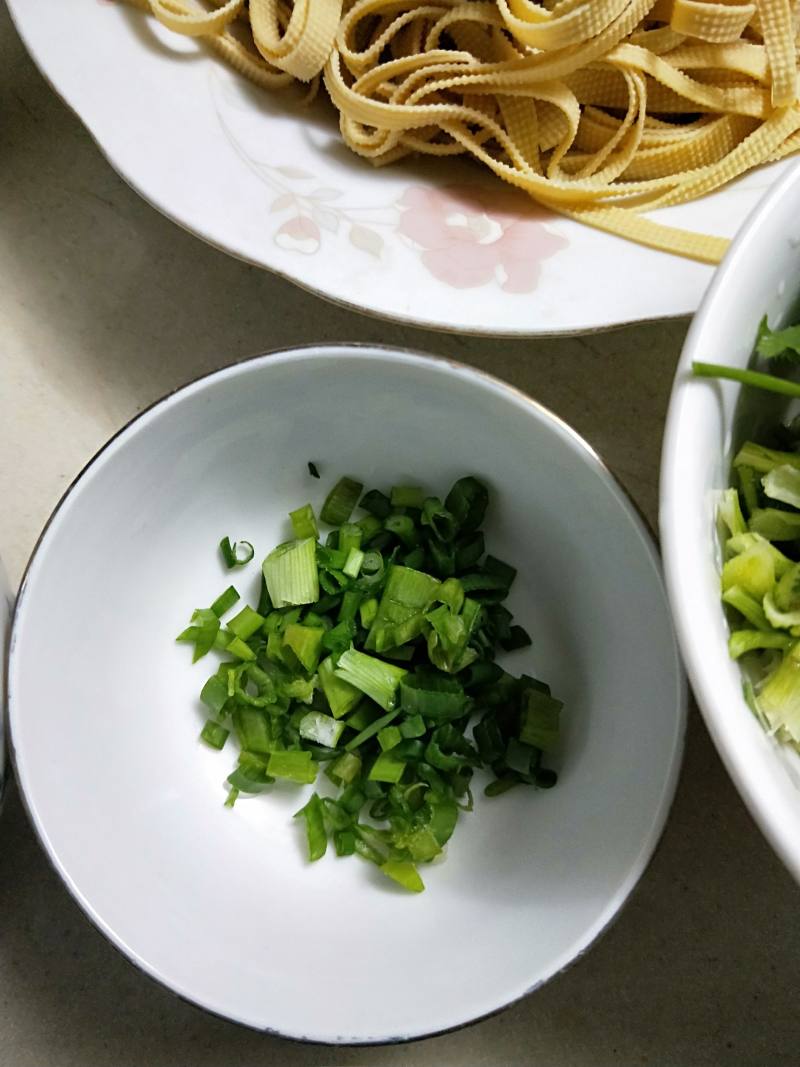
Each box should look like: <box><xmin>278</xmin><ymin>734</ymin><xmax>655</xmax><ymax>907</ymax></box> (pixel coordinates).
<box><xmin>661</xmin><ymin>162</ymin><xmax>800</xmax><ymax>884</ymax></box>
<box><xmin>9</xmin><ymin>346</ymin><xmax>684</xmax><ymax>1043</ymax></box>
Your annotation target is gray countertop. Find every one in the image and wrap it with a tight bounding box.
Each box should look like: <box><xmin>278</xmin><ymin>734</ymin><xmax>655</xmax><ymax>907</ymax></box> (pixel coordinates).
<box><xmin>2</xmin><ymin>7</ymin><xmax>799</xmax><ymax>1064</ymax></box>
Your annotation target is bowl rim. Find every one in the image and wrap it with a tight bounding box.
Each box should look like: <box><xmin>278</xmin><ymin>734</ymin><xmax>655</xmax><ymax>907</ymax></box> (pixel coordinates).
<box><xmin>7</xmin><ymin>343</ymin><xmax>687</xmax><ymax>1043</ymax></box>
<box><xmin>660</xmin><ymin>160</ymin><xmax>800</xmax><ymax>885</ymax></box>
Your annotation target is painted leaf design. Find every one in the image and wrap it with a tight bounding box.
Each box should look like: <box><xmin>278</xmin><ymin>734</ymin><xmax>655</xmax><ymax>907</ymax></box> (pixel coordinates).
<box><xmin>349</xmin><ymin>225</ymin><xmax>384</xmax><ymax>258</ymax></box>
<box><xmin>270</xmin><ymin>193</ymin><xmax>295</xmax><ymax>213</ymax></box>
<box><xmin>277</xmin><ymin>166</ymin><xmax>313</xmax><ymax>179</ymax></box>
<box><xmin>312</xmin><ymin>206</ymin><xmax>340</xmax><ymax>233</ymax></box>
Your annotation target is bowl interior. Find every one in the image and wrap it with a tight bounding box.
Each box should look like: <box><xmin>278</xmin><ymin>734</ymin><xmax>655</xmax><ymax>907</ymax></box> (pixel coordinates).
<box><xmin>661</xmin><ymin>163</ymin><xmax>800</xmax><ymax>885</ymax></box>
<box><xmin>9</xmin><ymin>347</ymin><xmax>684</xmax><ymax>1042</ymax></box>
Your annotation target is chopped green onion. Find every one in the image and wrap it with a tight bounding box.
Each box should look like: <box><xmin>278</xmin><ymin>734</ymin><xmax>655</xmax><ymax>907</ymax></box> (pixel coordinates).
<box><xmin>345</xmin><ymin>708</ymin><xmax>400</xmax><ymax>751</ymax></box>
<box><xmin>211</xmin><ymin>585</ymin><xmax>240</xmax><ymax>618</ymax></box>
<box><xmin>693</xmin><ymin>362</ymin><xmax>800</xmax><ymax>399</ymax></box>
<box><xmin>455</xmin><ymin>532</ymin><xmax>485</xmax><ymax>571</ymax></box>
<box><xmin>748</xmin><ymin>508</ymin><xmax>800</xmax><ymax>541</ymax></box>
<box><xmin>334</xmin><ymin>829</ymin><xmax>356</xmax><ymax>856</ymax></box>
<box><xmin>519</xmin><ymin>688</ymin><xmax>562</xmax><ymax>750</ymax></box>
<box><xmin>500</xmin><ymin>625</ymin><xmax>532</xmax><ymax>652</ymax></box>
<box><xmin>232</xmin><ymin>707</ymin><xmax>273</xmax><ymax>753</ymax></box>
<box><xmin>377</xmin><ymin>725</ymin><xmax>402</xmax><ymax>751</ymax></box>
<box><xmin>359</xmin><ymin>597</ymin><xmax>378</xmax><ymax>630</ymax></box>
<box><xmin>200</xmin><ymin>720</ymin><xmax>230</xmax><ymax>750</ymax></box>
<box><xmin>299</xmin><ymin>711</ymin><xmax>345</xmax><ymax>748</ymax></box>
<box><xmin>360</xmin><ymin>490</ymin><xmax>391</xmax><ymax>518</ymax></box>
<box><xmin>390</xmin><ymin>485</ymin><xmax>425</xmax><ymax>509</ymax></box>
<box><xmin>343</xmin><ymin>548</ymin><xmax>365</xmax><ymax>578</ymax></box>
<box><xmin>445</xmin><ymin>476</ymin><xmax>489</xmax><ymax>533</ymax></box>
<box><xmin>356</xmin><ymin>514</ymin><xmax>383</xmax><ymax>544</ymax></box>
<box><xmin>267</xmin><ymin>749</ymin><xmax>317</xmax><ymax>784</ymax></box>
<box><xmin>263</xmin><ymin>537</ymin><xmax>319</xmax><ymax>608</ymax></box>
<box><xmin>227</xmin><ymin>605</ymin><xmax>265</xmax><ymax>641</ymax></box>
<box><xmin>334</xmin><ymin>648</ymin><xmax>407</xmax><ymax>710</ymax></box>
<box><xmin>722</xmin><ymin>586</ymin><xmax>770</xmax><ymax>631</ymax></box>
<box><xmin>308</xmin><ymin>461</ymin><xmax>320</xmax><ymax>478</ymax></box>
<box><xmin>421</xmin><ymin>497</ymin><xmax>456</xmax><ymax>542</ymax></box>
<box><xmin>326</xmin><ymin>751</ymin><xmax>362</xmax><ymax>786</ymax></box>
<box><xmin>321</xmin><ymin>477</ymin><xmax>363</xmax><ymax>525</ymax></box>
<box><xmin>733</xmin><ymin>441</ymin><xmax>800</xmax><ymax>475</ymax></box>
<box><xmin>290</xmin><ymin>503</ymin><xmax>319</xmax><ymax>540</ymax></box>
<box><xmin>385</xmin><ymin>514</ymin><xmax>419</xmax><ymax>548</ymax></box>
<box><xmin>380</xmin><ymin>859</ymin><xmax>424</xmax><ymax>892</ymax></box>
<box><xmin>282</xmin><ymin>623</ymin><xmax>325</xmax><ymax>672</ymax></box>
<box><xmin>226</xmin><ymin>635</ymin><xmax>256</xmax><ymax>661</ymax></box>
<box><xmin>366</xmin><ymin>565</ymin><xmax>440</xmax><ymax>653</ymax></box>
<box><xmin>219</xmin><ymin>537</ymin><xmax>255</xmax><ymax>569</ymax></box>
<box><xmin>369</xmin><ymin>751</ymin><xmax>406</xmax><ymax>783</ymax></box>
<box><xmin>200</xmin><ymin>673</ymin><xmax>230</xmax><ymax>715</ymax></box>
<box><xmin>339</xmin><ymin>523</ymin><xmax>362</xmax><ymax>554</ymax></box>
<box><xmin>294</xmin><ymin>793</ymin><xmax>327</xmax><ymax>861</ymax></box>
<box><xmin>400</xmin><ymin>674</ymin><xmax>468</xmax><ymax>721</ymax></box>
<box><xmin>318</xmin><ymin>655</ymin><xmax>362</xmax><ymax>719</ymax></box>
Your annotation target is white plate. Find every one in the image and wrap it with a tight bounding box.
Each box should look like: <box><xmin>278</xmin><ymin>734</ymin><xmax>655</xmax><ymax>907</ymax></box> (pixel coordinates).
<box><xmin>8</xmin><ymin>346</ymin><xmax>686</xmax><ymax>1042</ymax></box>
<box><xmin>8</xmin><ymin>0</ymin><xmax>794</xmax><ymax>336</ymax></box>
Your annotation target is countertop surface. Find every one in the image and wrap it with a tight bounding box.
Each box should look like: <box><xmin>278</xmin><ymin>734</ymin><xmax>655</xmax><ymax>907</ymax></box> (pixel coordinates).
<box><xmin>2</xmin><ymin>6</ymin><xmax>799</xmax><ymax>1065</ymax></box>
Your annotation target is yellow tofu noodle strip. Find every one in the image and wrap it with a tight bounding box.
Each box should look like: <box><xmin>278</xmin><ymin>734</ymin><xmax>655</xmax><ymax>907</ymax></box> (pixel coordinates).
<box><xmin>117</xmin><ymin>0</ymin><xmax>800</xmax><ymax>262</ymax></box>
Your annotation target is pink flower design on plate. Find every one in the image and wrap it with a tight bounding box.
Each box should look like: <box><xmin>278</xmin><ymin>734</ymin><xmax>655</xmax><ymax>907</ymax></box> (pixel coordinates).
<box><xmin>274</xmin><ymin>215</ymin><xmax>320</xmax><ymax>255</ymax></box>
<box><xmin>397</xmin><ymin>184</ymin><xmax>567</xmax><ymax>293</ymax></box>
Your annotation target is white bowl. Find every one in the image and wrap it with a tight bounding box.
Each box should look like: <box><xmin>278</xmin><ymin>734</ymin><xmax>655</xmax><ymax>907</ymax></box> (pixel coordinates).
<box><xmin>661</xmin><ymin>162</ymin><xmax>800</xmax><ymax>884</ymax></box>
<box><xmin>9</xmin><ymin>346</ymin><xmax>684</xmax><ymax>1043</ymax></box>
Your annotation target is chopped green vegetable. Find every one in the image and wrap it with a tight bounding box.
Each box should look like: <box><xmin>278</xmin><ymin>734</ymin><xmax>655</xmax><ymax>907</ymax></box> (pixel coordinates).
<box><xmin>263</xmin><ymin>537</ymin><xmax>319</xmax><ymax>608</ymax></box>
<box><xmin>178</xmin><ymin>472</ymin><xmax>563</xmax><ymax>892</ymax></box>
<box><xmin>219</xmin><ymin>537</ymin><xmax>255</xmax><ymax>569</ymax></box>
<box><xmin>321</xmin><ymin>477</ymin><xmax>363</xmax><ymax>525</ymax></box>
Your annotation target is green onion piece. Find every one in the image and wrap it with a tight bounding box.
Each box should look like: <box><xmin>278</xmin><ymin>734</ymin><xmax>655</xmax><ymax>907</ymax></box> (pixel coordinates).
<box><xmin>399</xmin><ymin>713</ymin><xmax>426</xmax><ymax>738</ymax></box>
<box><xmin>756</xmin><ymin>316</ymin><xmax>800</xmax><ymax>359</ymax></box>
<box><xmin>369</xmin><ymin>751</ymin><xmax>407</xmax><ymax>783</ymax></box>
<box><xmin>390</xmin><ymin>485</ymin><xmax>425</xmax><ymax>509</ymax></box>
<box><xmin>445</xmin><ymin>476</ymin><xmax>489</xmax><ymax>533</ymax></box>
<box><xmin>359</xmin><ymin>597</ymin><xmax>378</xmax><ymax>630</ymax></box>
<box><xmin>263</xmin><ymin>537</ymin><xmax>319</xmax><ymax>608</ymax></box>
<box><xmin>226</xmin><ymin>635</ymin><xmax>256</xmax><ymax>661</ymax></box>
<box><xmin>318</xmin><ymin>655</ymin><xmax>362</xmax><ymax>719</ymax></box>
<box><xmin>256</xmin><ymin>576</ymin><xmax>273</xmax><ymax>616</ymax></box>
<box><xmin>219</xmin><ymin>537</ymin><xmax>255</xmax><ymax>569</ymax></box>
<box><xmin>455</xmin><ymin>532</ymin><xmax>485</xmax><ymax>571</ymax></box>
<box><xmin>289</xmin><ymin>503</ymin><xmax>319</xmax><ymax>540</ymax></box>
<box><xmin>435</xmin><ymin>578</ymin><xmax>465</xmax><ymax>614</ymax></box>
<box><xmin>267</xmin><ymin>749</ymin><xmax>317</xmax><ymax>784</ymax></box>
<box><xmin>200</xmin><ymin>673</ymin><xmax>229</xmax><ymax>715</ymax></box>
<box><xmin>345</xmin><ymin>707</ymin><xmax>400</xmax><ymax>751</ymax></box>
<box><xmin>200</xmin><ymin>719</ymin><xmax>229</xmax><ymax>749</ymax></box>
<box><xmin>366</xmin><ymin>565</ymin><xmax>440</xmax><ymax>652</ymax></box>
<box><xmin>339</xmin><ymin>523</ymin><xmax>363</xmax><ymax>555</ymax></box>
<box><xmin>334</xmin><ymin>829</ymin><xmax>356</xmax><ymax>856</ymax></box>
<box><xmin>225</xmin><ymin>787</ymin><xmax>240</xmax><ymax>808</ymax></box>
<box><xmin>693</xmin><ymin>362</ymin><xmax>800</xmax><ymax>398</ymax></box>
<box><xmin>380</xmin><ymin>859</ymin><xmax>424</xmax><ymax>892</ymax></box>
<box><xmin>402</xmin><ymin>547</ymin><xmax>426</xmax><ymax>570</ymax></box>
<box><xmin>346</xmin><ymin>702</ymin><xmax>381</xmax><ymax>732</ymax></box>
<box><xmin>519</xmin><ymin>688</ymin><xmax>562</xmax><ymax>750</ymax></box>
<box><xmin>356</xmin><ymin>515</ymin><xmax>383</xmax><ymax>544</ymax></box>
<box><xmin>227</xmin><ymin>605</ymin><xmax>265</xmax><ymax>641</ymax></box>
<box><xmin>334</xmin><ymin>648</ymin><xmax>408</xmax><ymax>710</ymax></box>
<box><xmin>294</xmin><ymin>793</ymin><xmax>327</xmax><ymax>862</ymax></box>
<box><xmin>299</xmin><ymin>711</ymin><xmax>345</xmax><ymax>748</ymax></box>
<box><xmin>421</xmin><ymin>497</ymin><xmax>457</xmax><ymax>542</ymax></box>
<box><xmin>505</xmin><ymin>737</ymin><xmax>535</xmax><ymax>774</ymax></box>
<box><xmin>385</xmin><ymin>515</ymin><xmax>419</xmax><ymax>549</ymax></box>
<box><xmin>400</xmin><ymin>674</ymin><xmax>468</xmax><ymax>721</ymax></box>
<box><xmin>484</xmin><ymin>777</ymin><xmax>518</xmax><ymax>798</ymax></box>
<box><xmin>321</xmin><ymin>619</ymin><xmax>356</xmax><ymax>657</ymax></box>
<box><xmin>425</xmin><ymin>596</ymin><xmax>482</xmax><ymax>674</ymax></box>
<box><xmin>211</xmin><ymin>585</ymin><xmax>240</xmax><ymax>618</ymax></box>
<box><xmin>763</xmin><ymin>591</ymin><xmax>800</xmax><ymax>629</ymax></box>
<box><xmin>227</xmin><ymin>766</ymin><xmax>272</xmax><ymax>794</ymax></box>
<box><xmin>338</xmin><ymin>590</ymin><xmax>362</xmax><ymax>626</ymax></box>
<box><xmin>232</xmin><ymin>708</ymin><xmax>273</xmax><ymax>753</ymax></box>
<box><xmin>535</xmin><ymin>768</ymin><xmax>558</xmax><ymax>789</ymax></box>
<box><xmin>737</xmin><ymin>466</ymin><xmax>761</xmax><ymax>517</ymax></box>
<box><xmin>326</xmin><ymin>751</ymin><xmax>362</xmax><ymax>786</ymax></box>
<box><xmin>775</xmin><ymin>562</ymin><xmax>800</xmax><ymax>613</ymax></box>
<box><xmin>177</xmin><ymin>608</ymin><xmax>220</xmax><ymax>662</ymax></box>
<box><xmin>722</xmin><ymin>586</ymin><xmax>770</xmax><ymax>631</ymax></box>
<box><xmin>762</xmin><ymin>465</ymin><xmax>800</xmax><ymax>510</ymax></box>
<box><xmin>378</xmin><ymin>725</ymin><xmax>402</xmax><ymax>751</ymax></box>
<box><xmin>282</xmin><ymin>623</ymin><xmax>325</xmax><ymax>672</ymax></box>
<box><xmin>756</xmin><ymin>642</ymin><xmax>800</xmax><ymax>740</ymax></box>
<box><xmin>428</xmin><ymin>539</ymin><xmax>455</xmax><ymax>579</ymax></box>
<box><xmin>360</xmin><ymin>490</ymin><xmax>391</xmax><ymax>519</ymax></box>
<box><xmin>748</xmin><ymin>508</ymin><xmax>800</xmax><ymax>541</ymax></box>
<box><xmin>282</xmin><ymin>675</ymin><xmax>317</xmax><ymax>703</ymax></box>
<box><xmin>321</xmin><ymin>477</ymin><xmax>363</xmax><ymax>525</ymax></box>
<box><xmin>733</xmin><ymin>441</ymin><xmax>800</xmax><ymax>475</ymax></box>
<box><xmin>459</xmin><ymin>573</ymin><xmax>511</xmax><ymax>595</ymax></box>
<box><xmin>733</xmin><ymin>627</ymin><xmax>797</xmax><ymax>653</ymax></box>
<box><xmin>308</xmin><ymin>461</ymin><xmax>320</xmax><ymax>478</ymax></box>
<box><xmin>343</xmin><ymin>548</ymin><xmax>365</xmax><ymax>578</ymax></box>
<box><xmin>500</xmin><ymin>625</ymin><xmax>532</xmax><ymax>652</ymax></box>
